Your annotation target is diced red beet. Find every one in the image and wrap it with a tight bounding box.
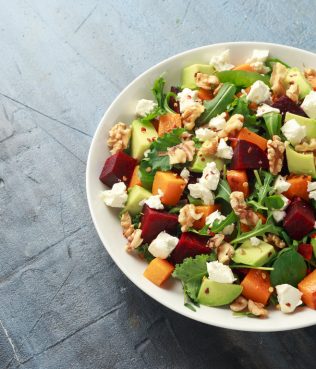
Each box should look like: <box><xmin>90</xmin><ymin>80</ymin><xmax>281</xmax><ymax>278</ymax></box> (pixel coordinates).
<box><xmin>170</xmin><ymin>232</ymin><xmax>211</xmax><ymax>264</ymax></box>
<box><xmin>230</xmin><ymin>140</ymin><xmax>268</xmax><ymax>170</ymax></box>
<box><xmin>99</xmin><ymin>151</ymin><xmax>137</xmax><ymax>187</ymax></box>
<box><xmin>283</xmin><ymin>198</ymin><xmax>315</xmax><ymax>240</ymax></box>
<box><xmin>272</xmin><ymin>96</ymin><xmax>307</xmax><ymax>120</ymax></box>
<box><xmin>141</xmin><ymin>205</ymin><xmax>179</xmax><ymax>244</ymax></box>
<box><xmin>169</xmin><ymin>87</ymin><xmax>180</xmax><ymax>114</ymax></box>
<box><xmin>298</xmin><ymin>243</ymin><xmax>313</xmax><ymax>260</ymax></box>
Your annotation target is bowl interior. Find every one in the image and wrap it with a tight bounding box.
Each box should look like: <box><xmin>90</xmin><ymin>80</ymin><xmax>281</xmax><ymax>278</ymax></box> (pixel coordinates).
<box><xmin>86</xmin><ymin>42</ymin><xmax>316</xmax><ymax>331</ymax></box>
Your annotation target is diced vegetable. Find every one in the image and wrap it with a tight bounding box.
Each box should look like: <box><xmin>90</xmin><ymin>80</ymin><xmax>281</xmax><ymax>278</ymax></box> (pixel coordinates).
<box><xmin>193</xmin><ymin>205</ymin><xmax>220</xmax><ymax>230</ymax></box>
<box><xmin>298</xmin><ymin>270</ymin><xmax>316</xmax><ymax>309</ymax></box>
<box><xmin>158</xmin><ymin>113</ymin><xmax>182</xmax><ymax>136</ymax></box>
<box><xmin>227</xmin><ymin>170</ymin><xmax>249</xmax><ymax>198</ymax></box>
<box><xmin>283</xmin><ymin>175</ymin><xmax>311</xmax><ymax>201</ymax></box>
<box><xmin>152</xmin><ymin>171</ymin><xmax>186</xmax><ymax>206</ymax></box>
<box><xmin>197</xmin><ymin>88</ymin><xmax>213</xmax><ymax>101</ymax></box>
<box><xmin>241</xmin><ymin>269</ymin><xmax>272</xmax><ymax>305</ymax></box>
<box><xmin>233</xmin><ymin>64</ymin><xmax>255</xmax><ymax>72</ymax></box>
<box><xmin>234</xmin><ymin>128</ymin><xmax>268</xmax><ymax>151</ymax></box>
<box><xmin>297</xmin><ymin>243</ymin><xmax>313</xmax><ymax>260</ymax></box>
<box><xmin>171</xmin><ymin>233</ymin><xmax>211</xmax><ymax>264</ymax></box>
<box><xmin>143</xmin><ymin>258</ymin><xmax>175</xmax><ymax>286</ymax></box>
<box><xmin>231</xmin><ymin>140</ymin><xmax>269</xmax><ymax>170</ymax></box>
<box><xmin>128</xmin><ymin>165</ymin><xmax>142</xmax><ymax>188</ymax></box>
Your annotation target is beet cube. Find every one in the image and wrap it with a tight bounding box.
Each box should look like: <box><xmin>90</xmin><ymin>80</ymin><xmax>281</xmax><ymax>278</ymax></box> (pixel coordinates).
<box><xmin>283</xmin><ymin>198</ymin><xmax>315</xmax><ymax>240</ymax></box>
<box><xmin>170</xmin><ymin>232</ymin><xmax>211</xmax><ymax>265</ymax></box>
<box><xmin>99</xmin><ymin>151</ymin><xmax>137</xmax><ymax>187</ymax></box>
<box><xmin>230</xmin><ymin>140</ymin><xmax>268</xmax><ymax>170</ymax></box>
<box><xmin>141</xmin><ymin>205</ymin><xmax>179</xmax><ymax>244</ymax></box>
<box><xmin>272</xmin><ymin>96</ymin><xmax>307</xmax><ymax>120</ymax></box>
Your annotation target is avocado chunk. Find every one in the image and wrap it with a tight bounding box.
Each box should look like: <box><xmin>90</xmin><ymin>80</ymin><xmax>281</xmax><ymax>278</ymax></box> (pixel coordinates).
<box><xmin>197</xmin><ymin>278</ymin><xmax>243</xmax><ymax>307</ymax></box>
<box><xmin>190</xmin><ymin>148</ymin><xmax>224</xmax><ymax>173</ymax></box>
<box><xmin>181</xmin><ymin>64</ymin><xmax>215</xmax><ymax>89</ymax></box>
<box><xmin>131</xmin><ymin>120</ymin><xmax>158</xmax><ymax>161</ymax></box>
<box><xmin>286</xmin><ymin>144</ymin><xmax>316</xmax><ymax>178</ymax></box>
<box><xmin>285</xmin><ymin>112</ymin><xmax>316</xmax><ymax>139</ymax></box>
<box><xmin>232</xmin><ymin>240</ymin><xmax>276</xmax><ymax>267</ymax></box>
<box><xmin>285</xmin><ymin>67</ymin><xmax>312</xmax><ymax>99</ymax></box>
<box><xmin>124</xmin><ymin>185</ymin><xmax>151</xmax><ymax>215</ymax></box>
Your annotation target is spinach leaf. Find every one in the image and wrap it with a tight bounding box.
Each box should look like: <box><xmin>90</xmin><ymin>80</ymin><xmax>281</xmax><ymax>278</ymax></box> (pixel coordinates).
<box><xmin>215</xmin><ymin>179</ymin><xmax>231</xmax><ymax>203</ymax></box>
<box><xmin>264</xmin><ymin>195</ymin><xmax>285</xmax><ymax>210</ymax></box>
<box><xmin>270</xmin><ymin>248</ymin><xmax>307</xmax><ymax>287</ymax></box>
<box><xmin>265</xmin><ymin>58</ymin><xmax>290</xmax><ymax>70</ymax></box>
<box><xmin>263</xmin><ymin>112</ymin><xmax>282</xmax><ymax>138</ymax></box>
<box><xmin>217</xmin><ymin>70</ymin><xmax>270</xmax><ymax>88</ymax></box>
<box><xmin>196</xmin><ymin>83</ymin><xmax>236</xmax><ymax>126</ymax></box>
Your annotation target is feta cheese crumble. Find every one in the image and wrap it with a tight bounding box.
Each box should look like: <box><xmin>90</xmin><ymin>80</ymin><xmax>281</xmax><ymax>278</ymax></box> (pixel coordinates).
<box><xmin>246</xmin><ymin>80</ymin><xmax>271</xmax><ymax>104</ymax></box>
<box><xmin>216</xmin><ymin>138</ymin><xmax>233</xmax><ymax>159</ymax></box>
<box><xmin>205</xmin><ymin>210</ymin><xmax>234</xmax><ymax>235</ymax></box>
<box><xmin>256</xmin><ymin>103</ymin><xmax>280</xmax><ymax>117</ymax></box>
<box><xmin>208</xmin><ymin>112</ymin><xmax>227</xmax><ymax>131</ymax></box>
<box><xmin>271</xmin><ymin>194</ymin><xmax>289</xmax><ymax>223</ymax></box>
<box><xmin>200</xmin><ymin>162</ymin><xmax>220</xmax><ymax>191</ymax></box>
<box><xmin>180</xmin><ymin>167</ymin><xmax>190</xmax><ymax>181</ymax></box>
<box><xmin>246</xmin><ymin>49</ymin><xmax>270</xmax><ymax>74</ymax></box>
<box><xmin>177</xmin><ymin>88</ymin><xmax>201</xmax><ymax>113</ymax></box>
<box><xmin>273</xmin><ymin>175</ymin><xmax>291</xmax><ymax>194</ymax></box>
<box><xmin>250</xmin><ymin>237</ymin><xmax>261</xmax><ymax>246</ymax></box>
<box><xmin>207</xmin><ymin>261</ymin><xmax>236</xmax><ymax>283</ymax></box>
<box><xmin>209</xmin><ymin>49</ymin><xmax>235</xmax><ymax>71</ymax></box>
<box><xmin>276</xmin><ymin>284</ymin><xmax>303</xmax><ymax>313</ymax></box>
<box><xmin>195</xmin><ymin>127</ymin><xmax>216</xmax><ymax>142</ymax></box>
<box><xmin>140</xmin><ymin>189</ymin><xmax>164</xmax><ymax>210</ymax></box>
<box><xmin>188</xmin><ymin>182</ymin><xmax>214</xmax><ymax>205</ymax></box>
<box><xmin>100</xmin><ymin>182</ymin><xmax>128</xmax><ymax>208</ymax></box>
<box><xmin>281</xmin><ymin>119</ymin><xmax>306</xmax><ymax>145</ymax></box>
<box><xmin>148</xmin><ymin>231</ymin><xmax>179</xmax><ymax>259</ymax></box>
<box><xmin>308</xmin><ymin>181</ymin><xmax>316</xmax><ymax>200</ymax></box>
<box><xmin>135</xmin><ymin>99</ymin><xmax>157</xmax><ymax>117</ymax></box>
<box><xmin>301</xmin><ymin>90</ymin><xmax>316</xmax><ymax>119</ymax></box>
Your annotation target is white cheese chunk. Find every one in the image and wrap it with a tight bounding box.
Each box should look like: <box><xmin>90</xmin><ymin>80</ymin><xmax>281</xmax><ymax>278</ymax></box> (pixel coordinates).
<box><xmin>272</xmin><ymin>210</ymin><xmax>286</xmax><ymax>223</ymax></box>
<box><xmin>281</xmin><ymin>119</ymin><xmax>306</xmax><ymax>145</ymax></box>
<box><xmin>180</xmin><ymin>167</ymin><xmax>190</xmax><ymax>181</ymax></box>
<box><xmin>140</xmin><ymin>189</ymin><xmax>164</xmax><ymax>210</ymax></box>
<box><xmin>135</xmin><ymin>99</ymin><xmax>157</xmax><ymax>117</ymax></box>
<box><xmin>216</xmin><ymin>138</ymin><xmax>233</xmax><ymax>159</ymax></box>
<box><xmin>209</xmin><ymin>49</ymin><xmax>235</xmax><ymax>71</ymax></box>
<box><xmin>148</xmin><ymin>231</ymin><xmax>179</xmax><ymax>259</ymax></box>
<box><xmin>100</xmin><ymin>182</ymin><xmax>128</xmax><ymax>208</ymax></box>
<box><xmin>200</xmin><ymin>162</ymin><xmax>220</xmax><ymax>190</ymax></box>
<box><xmin>205</xmin><ymin>210</ymin><xmax>234</xmax><ymax>235</ymax></box>
<box><xmin>207</xmin><ymin>261</ymin><xmax>236</xmax><ymax>283</ymax></box>
<box><xmin>188</xmin><ymin>182</ymin><xmax>214</xmax><ymax>205</ymax></box>
<box><xmin>246</xmin><ymin>80</ymin><xmax>271</xmax><ymax>104</ymax></box>
<box><xmin>301</xmin><ymin>91</ymin><xmax>316</xmax><ymax>119</ymax></box>
<box><xmin>245</xmin><ymin>49</ymin><xmax>270</xmax><ymax>74</ymax></box>
<box><xmin>195</xmin><ymin>127</ymin><xmax>216</xmax><ymax>142</ymax></box>
<box><xmin>308</xmin><ymin>181</ymin><xmax>316</xmax><ymax>200</ymax></box>
<box><xmin>177</xmin><ymin>88</ymin><xmax>201</xmax><ymax>113</ymax></box>
<box><xmin>209</xmin><ymin>112</ymin><xmax>227</xmax><ymax>131</ymax></box>
<box><xmin>249</xmin><ymin>237</ymin><xmax>261</xmax><ymax>246</ymax></box>
<box><xmin>273</xmin><ymin>175</ymin><xmax>291</xmax><ymax>194</ymax></box>
<box><xmin>256</xmin><ymin>103</ymin><xmax>280</xmax><ymax>117</ymax></box>
<box><xmin>276</xmin><ymin>284</ymin><xmax>303</xmax><ymax>313</ymax></box>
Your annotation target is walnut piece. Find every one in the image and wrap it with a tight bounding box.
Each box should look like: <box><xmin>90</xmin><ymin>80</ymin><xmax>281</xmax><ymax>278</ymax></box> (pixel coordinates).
<box><xmin>264</xmin><ymin>233</ymin><xmax>286</xmax><ymax>249</ymax></box>
<box><xmin>178</xmin><ymin>204</ymin><xmax>202</xmax><ymax>232</ymax></box>
<box><xmin>230</xmin><ymin>296</ymin><xmax>248</xmax><ymax>312</ymax></box>
<box><xmin>213</xmin><ymin>83</ymin><xmax>223</xmax><ymax>96</ymax></box>
<box><xmin>217</xmin><ymin>242</ymin><xmax>234</xmax><ymax>264</ymax></box>
<box><xmin>168</xmin><ymin>140</ymin><xmax>196</xmax><ymax>165</ymax></box>
<box><xmin>194</xmin><ymin>72</ymin><xmax>219</xmax><ymax>90</ymax></box>
<box><xmin>295</xmin><ymin>138</ymin><xmax>316</xmax><ymax>153</ymax></box>
<box><xmin>107</xmin><ymin>122</ymin><xmax>131</xmax><ymax>154</ymax></box>
<box><xmin>121</xmin><ymin>212</ymin><xmax>143</xmax><ymax>252</ymax></box>
<box><xmin>201</xmin><ymin>137</ymin><xmax>219</xmax><ymax>156</ymax></box>
<box><xmin>304</xmin><ymin>68</ymin><xmax>316</xmax><ymax>89</ymax></box>
<box><xmin>206</xmin><ymin>234</ymin><xmax>225</xmax><ymax>249</ymax></box>
<box><xmin>230</xmin><ymin>191</ymin><xmax>259</xmax><ymax>226</ymax></box>
<box><xmin>248</xmin><ymin>300</ymin><xmax>268</xmax><ymax>317</ymax></box>
<box><xmin>181</xmin><ymin>104</ymin><xmax>205</xmax><ymax>130</ymax></box>
<box><xmin>270</xmin><ymin>62</ymin><xmax>288</xmax><ymax>97</ymax></box>
<box><xmin>218</xmin><ymin>114</ymin><xmax>244</xmax><ymax>138</ymax></box>
<box><xmin>286</xmin><ymin>82</ymin><xmax>299</xmax><ymax>103</ymax></box>
<box><xmin>267</xmin><ymin>135</ymin><xmax>285</xmax><ymax>175</ymax></box>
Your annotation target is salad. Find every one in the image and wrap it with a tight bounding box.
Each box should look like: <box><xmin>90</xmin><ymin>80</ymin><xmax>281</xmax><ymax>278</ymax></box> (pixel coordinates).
<box><xmin>99</xmin><ymin>49</ymin><xmax>316</xmax><ymax>318</ymax></box>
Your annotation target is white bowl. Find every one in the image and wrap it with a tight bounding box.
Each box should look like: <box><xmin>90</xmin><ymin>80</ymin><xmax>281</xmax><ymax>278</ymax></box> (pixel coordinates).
<box><xmin>86</xmin><ymin>42</ymin><xmax>316</xmax><ymax>332</ymax></box>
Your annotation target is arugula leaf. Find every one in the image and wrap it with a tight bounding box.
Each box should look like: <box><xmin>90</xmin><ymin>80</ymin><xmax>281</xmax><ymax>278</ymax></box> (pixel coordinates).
<box><xmin>172</xmin><ymin>254</ymin><xmax>216</xmax><ymax>301</ymax></box>
<box><xmin>211</xmin><ymin>211</ymin><xmax>237</xmax><ymax>233</ymax></box>
<box><xmin>231</xmin><ymin>220</ymin><xmax>282</xmax><ymax>244</ymax></box>
<box><xmin>137</xmin><ymin>244</ymin><xmax>155</xmax><ymax>263</ymax></box>
<box><xmin>139</xmin><ymin>128</ymin><xmax>186</xmax><ymax>189</ymax></box>
<box><xmin>263</xmin><ymin>112</ymin><xmax>282</xmax><ymax>138</ymax></box>
<box><xmin>231</xmin><ymin>95</ymin><xmax>260</xmax><ymax>133</ymax></box>
<box><xmin>270</xmin><ymin>248</ymin><xmax>307</xmax><ymax>287</ymax></box>
<box><xmin>188</xmin><ymin>225</ymin><xmax>209</xmax><ymax>236</ymax></box>
<box><xmin>196</xmin><ymin>83</ymin><xmax>236</xmax><ymax>126</ymax></box>
<box><xmin>164</xmin><ymin>92</ymin><xmax>177</xmax><ymax>114</ymax></box>
<box><xmin>215</xmin><ymin>179</ymin><xmax>231</xmax><ymax>203</ymax></box>
<box><xmin>247</xmin><ymin>170</ymin><xmax>274</xmax><ymax>211</ymax></box>
<box><xmin>217</xmin><ymin>70</ymin><xmax>270</xmax><ymax>88</ymax></box>
<box><xmin>264</xmin><ymin>195</ymin><xmax>285</xmax><ymax>210</ymax></box>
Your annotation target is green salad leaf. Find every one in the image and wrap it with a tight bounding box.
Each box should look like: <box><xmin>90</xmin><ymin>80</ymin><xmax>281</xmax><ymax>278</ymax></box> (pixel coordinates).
<box><xmin>217</xmin><ymin>70</ymin><xmax>270</xmax><ymax>88</ymax></box>
<box><xmin>263</xmin><ymin>112</ymin><xmax>282</xmax><ymax>138</ymax></box>
<box><xmin>270</xmin><ymin>248</ymin><xmax>307</xmax><ymax>287</ymax></box>
<box><xmin>265</xmin><ymin>58</ymin><xmax>290</xmax><ymax>70</ymax></box>
<box><xmin>215</xmin><ymin>179</ymin><xmax>232</xmax><ymax>203</ymax></box>
<box><xmin>173</xmin><ymin>254</ymin><xmax>216</xmax><ymax>301</ymax></box>
<box><xmin>137</xmin><ymin>244</ymin><xmax>155</xmax><ymax>263</ymax></box>
<box><xmin>264</xmin><ymin>195</ymin><xmax>285</xmax><ymax>210</ymax></box>
<box><xmin>230</xmin><ymin>95</ymin><xmax>260</xmax><ymax>132</ymax></box>
<box><xmin>247</xmin><ymin>170</ymin><xmax>274</xmax><ymax>211</ymax></box>
<box><xmin>231</xmin><ymin>220</ymin><xmax>282</xmax><ymax>244</ymax></box>
<box><xmin>210</xmin><ymin>211</ymin><xmax>237</xmax><ymax>233</ymax></box>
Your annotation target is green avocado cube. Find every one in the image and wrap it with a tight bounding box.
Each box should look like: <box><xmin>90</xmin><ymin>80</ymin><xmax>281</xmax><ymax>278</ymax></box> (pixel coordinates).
<box><xmin>285</xmin><ymin>67</ymin><xmax>312</xmax><ymax>99</ymax></box>
<box><xmin>124</xmin><ymin>185</ymin><xmax>152</xmax><ymax>216</ymax></box>
<box><xmin>131</xmin><ymin>120</ymin><xmax>158</xmax><ymax>161</ymax></box>
<box><xmin>286</xmin><ymin>144</ymin><xmax>316</xmax><ymax>178</ymax></box>
<box><xmin>181</xmin><ymin>64</ymin><xmax>215</xmax><ymax>89</ymax></box>
<box><xmin>197</xmin><ymin>279</ymin><xmax>243</xmax><ymax>307</ymax></box>
<box><xmin>232</xmin><ymin>240</ymin><xmax>276</xmax><ymax>267</ymax></box>
<box><xmin>285</xmin><ymin>112</ymin><xmax>316</xmax><ymax>139</ymax></box>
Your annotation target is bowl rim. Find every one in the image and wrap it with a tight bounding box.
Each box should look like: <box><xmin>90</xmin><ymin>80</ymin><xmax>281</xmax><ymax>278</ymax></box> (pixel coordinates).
<box><xmin>86</xmin><ymin>41</ymin><xmax>316</xmax><ymax>332</ymax></box>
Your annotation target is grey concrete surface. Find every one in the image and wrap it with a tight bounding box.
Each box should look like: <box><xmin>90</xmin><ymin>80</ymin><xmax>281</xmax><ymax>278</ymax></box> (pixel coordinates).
<box><xmin>1</xmin><ymin>1</ymin><xmax>316</xmax><ymax>368</ymax></box>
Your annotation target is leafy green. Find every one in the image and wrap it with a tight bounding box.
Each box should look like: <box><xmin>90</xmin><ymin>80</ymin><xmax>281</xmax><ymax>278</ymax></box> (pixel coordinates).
<box><xmin>163</xmin><ymin>92</ymin><xmax>177</xmax><ymax>114</ymax></box>
<box><xmin>188</xmin><ymin>194</ymin><xmax>204</xmax><ymax>206</ymax></box>
<box><xmin>230</xmin><ymin>265</ymin><xmax>274</xmax><ymax>271</ymax></box>
<box><xmin>196</xmin><ymin>83</ymin><xmax>236</xmax><ymax>126</ymax></box>
<box><xmin>217</xmin><ymin>70</ymin><xmax>270</xmax><ymax>88</ymax></box>
<box><xmin>172</xmin><ymin>254</ymin><xmax>216</xmax><ymax>301</ymax></box>
<box><xmin>265</xmin><ymin>58</ymin><xmax>290</xmax><ymax>70</ymax></box>
<box><xmin>215</xmin><ymin>179</ymin><xmax>231</xmax><ymax>203</ymax></box>
<box><xmin>137</xmin><ymin>244</ymin><xmax>155</xmax><ymax>263</ymax></box>
<box><xmin>188</xmin><ymin>225</ymin><xmax>209</xmax><ymax>236</ymax></box>
<box><xmin>231</xmin><ymin>95</ymin><xmax>260</xmax><ymax>133</ymax></box>
<box><xmin>211</xmin><ymin>211</ymin><xmax>238</xmax><ymax>233</ymax></box>
<box><xmin>247</xmin><ymin>170</ymin><xmax>274</xmax><ymax>211</ymax></box>
<box><xmin>264</xmin><ymin>195</ymin><xmax>285</xmax><ymax>210</ymax></box>
<box><xmin>139</xmin><ymin>128</ymin><xmax>186</xmax><ymax>189</ymax></box>
<box><xmin>231</xmin><ymin>220</ymin><xmax>282</xmax><ymax>244</ymax></box>
<box><xmin>270</xmin><ymin>248</ymin><xmax>307</xmax><ymax>287</ymax></box>
<box><xmin>263</xmin><ymin>112</ymin><xmax>282</xmax><ymax>138</ymax></box>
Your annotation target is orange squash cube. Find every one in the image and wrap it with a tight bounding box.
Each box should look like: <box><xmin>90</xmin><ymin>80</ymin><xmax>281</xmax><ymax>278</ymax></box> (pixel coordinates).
<box><xmin>152</xmin><ymin>171</ymin><xmax>186</xmax><ymax>206</ymax></box>
<box><xmin>143</xmin><ymin>258</ymin><xmax>174</xmax><ymax>286</ymax></box>
<box><xmin>158</xmin><ymin>113</ymin><xmax>182</xmax><ymax>136</ymax></box>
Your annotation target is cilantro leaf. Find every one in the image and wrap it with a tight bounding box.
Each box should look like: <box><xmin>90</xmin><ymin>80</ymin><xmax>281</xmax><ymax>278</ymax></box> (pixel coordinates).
<box><xmin>139</xmin><ymin>128</ymin><xmax>186</xmax><ymax>189</ymax></box>
<box><xmin>172</xmin><ymin>254</ymin><xmax>216</xmax><ymax>301</ymax></box>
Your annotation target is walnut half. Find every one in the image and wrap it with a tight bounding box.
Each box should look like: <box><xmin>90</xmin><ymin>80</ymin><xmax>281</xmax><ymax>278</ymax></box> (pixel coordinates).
<box><xmin>107</xmin><ymin>122</ymin><xmax>131</xmax><ymax>154</ymax></box>
<box><xmin>267</xmin><ymin>135</ymin><xmax>285</xmax><ymax>175</ymax></box>
<box><xmin>178</xmin><ymin>204</ymin><xmax>202</xmax><ymax>232</ymax></box>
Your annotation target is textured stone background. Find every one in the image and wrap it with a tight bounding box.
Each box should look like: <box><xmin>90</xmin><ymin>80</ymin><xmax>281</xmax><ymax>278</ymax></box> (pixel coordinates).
<box><xmin>1</xmin><ymin>1</ymin><xmax>316</xmax><ymax>368</ymax></box>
